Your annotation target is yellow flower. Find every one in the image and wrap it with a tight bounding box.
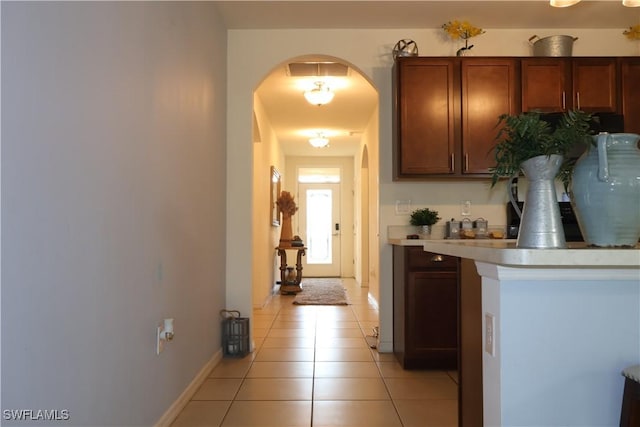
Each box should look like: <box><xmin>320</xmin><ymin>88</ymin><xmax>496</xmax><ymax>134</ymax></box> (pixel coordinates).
<box><xmin>442</xmin><ymin>20</ymin><xmax>485</xmax><ymax>40</ymax></box>
<box><xmin>623</xmin><ymin>25</ymin><xmax>640</xmax><ymax>40</ymax></box>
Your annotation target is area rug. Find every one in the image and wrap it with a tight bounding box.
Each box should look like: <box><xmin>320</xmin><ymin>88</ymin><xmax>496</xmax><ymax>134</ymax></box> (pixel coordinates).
<box><xmin>293</xmin><ymin>278</ymin><xmax>349</xmax><ymax>305</ymax></box>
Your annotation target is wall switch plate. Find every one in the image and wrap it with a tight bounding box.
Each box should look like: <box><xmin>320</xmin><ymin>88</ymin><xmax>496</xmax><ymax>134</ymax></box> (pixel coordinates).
<box><xmin>395</xmin><ymin>200</ymin><xmax>411</xmax><ymax>215</ymax></box>
<box><xmin>156</xmin><ymin>326</ymin><xmax>164</xmax><ymax>355</ymax></box>
<box><xmin>485</xmin><ymin>313</ymin><xmax>495</xmax><ymax>356</ymax></box>
<box><xmin>461</xmin><ymin>200</ymin><xmax>471</xmax><ymax>216</ymax></box>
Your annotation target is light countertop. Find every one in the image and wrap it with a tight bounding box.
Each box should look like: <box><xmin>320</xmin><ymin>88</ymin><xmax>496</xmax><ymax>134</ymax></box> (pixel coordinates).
<box><xmin>389</xmin><ymin>238</ymin><xmax>640</xmax><ymax>268</ymax></box>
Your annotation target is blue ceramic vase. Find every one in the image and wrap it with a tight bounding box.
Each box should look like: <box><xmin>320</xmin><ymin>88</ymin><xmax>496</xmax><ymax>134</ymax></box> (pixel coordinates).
<box><xmin>570</xmin><ymin>133</ymin><xmax>640</xmax><ymax>247</ymax></box>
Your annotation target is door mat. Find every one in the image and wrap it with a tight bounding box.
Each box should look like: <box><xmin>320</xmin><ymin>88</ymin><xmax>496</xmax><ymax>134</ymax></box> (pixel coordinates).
<box><xmin>292</xmin><ymin>278</ymin><xmax>349</xmax><ymax>305</ymax></box>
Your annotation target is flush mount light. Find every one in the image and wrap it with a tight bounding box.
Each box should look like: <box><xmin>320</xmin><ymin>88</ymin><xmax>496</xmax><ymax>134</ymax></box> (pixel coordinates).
<box><xmin>551</xmin><ymin>0</ymin><xmax>639</xmax><ymax>5</ymax></box>
<box><xmin>550</xmin><ymin>0</ymin><xmax>581</xmax><ymax>6</ymax></box>
<box><xmin>304</xmin><ymin>81</ymin><xmax>335</xmax><ymax>106</ymax></box>
<box><xmin>309</xmin><ymin>133</ymin><xmax>330</xmax><ymax>148</ymax></box>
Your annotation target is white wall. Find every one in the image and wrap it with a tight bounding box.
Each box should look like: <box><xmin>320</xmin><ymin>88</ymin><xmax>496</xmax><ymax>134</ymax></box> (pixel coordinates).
<box><xmin>252</xmin><ymin>95</ymin><xmax>285</xmax><ymax>308</ymax></box>
<box><xmin>227</xmin><ymin>26</ymin><xmax>638</xmax><ymax>353</ymax></box>
<box><xmin>479</xmin><ymin>264</ymin><xmax>640</xmax><ymax>426</ymax></box>
<box><xmin>1</xmin><ymin>2</ymin><xmax>227</xmax><ymax>425</ymax></box>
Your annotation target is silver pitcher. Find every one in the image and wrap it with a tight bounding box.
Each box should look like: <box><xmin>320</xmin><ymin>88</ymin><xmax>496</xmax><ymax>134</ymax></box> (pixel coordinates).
<box><xmin>508</xmin><ymin>155</ymin><xmax>567</xmax><ymax>249</ymax></box>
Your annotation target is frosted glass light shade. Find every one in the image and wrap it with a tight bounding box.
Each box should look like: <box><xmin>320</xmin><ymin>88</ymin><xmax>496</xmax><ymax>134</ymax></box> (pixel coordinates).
<box><xmin>309</xmin><ymin>137</ymin><xmax>329</xmax><ymax>148</ymax></box>
<box><xmin>550</xmin><ymin>0</ymin><xmax>581</xmax><ymax>6</ymax></box>
<box><xmin>304</xmin><ymin>82</ymin><xmax>335</xmax><ymax>106</ymax></box>
<box><xmin>623</xmin><ymin>0</ymin><xmax>640</xmax><ymax>6</ymax></box>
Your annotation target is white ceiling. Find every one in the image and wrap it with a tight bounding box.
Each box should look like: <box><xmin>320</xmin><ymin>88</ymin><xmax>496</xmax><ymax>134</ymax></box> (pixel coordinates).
<box><xmin>217</xmin><ymin>0</ymin><xmax>640</xmax><ymax>156</ymax></box>
<box><xmin>216</xmin><ymin>1</ymin><xmax>638</xmax><ymax>30</ymax></box>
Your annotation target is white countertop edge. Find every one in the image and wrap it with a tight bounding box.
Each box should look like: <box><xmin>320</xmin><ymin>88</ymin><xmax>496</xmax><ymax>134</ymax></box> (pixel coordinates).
<box><xmin>475</xmin><ymin>261</ymin><xmax>640</xmax><ymax>281</ymax></box>
<box><xmin>389</xmin><ymin>238</ymin><xmax>639</xmax><ymax>268</ymax></box>
<box><xmin>416</xmin><ymin>240</ymin><xmax>640</xmax><ymax>268</ymax></box>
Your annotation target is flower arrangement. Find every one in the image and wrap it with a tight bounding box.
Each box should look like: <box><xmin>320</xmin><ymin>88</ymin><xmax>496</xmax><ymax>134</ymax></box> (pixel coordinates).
<box><xmin>623</xmin><ymin>25</ymin><xmax>640</xmax><ymax>40</ymax></box>
<box><xmin>276</xmin><ymin>191</ymin><xmax>298</xmax><ymax>217</ymax></box>
<box><xmin>442</xmin><ymin>20</ymin><xmax>485</xmax><ymax>56</ymax></box>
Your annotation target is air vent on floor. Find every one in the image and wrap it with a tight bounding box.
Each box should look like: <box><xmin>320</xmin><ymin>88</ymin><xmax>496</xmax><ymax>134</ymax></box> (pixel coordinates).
<box><xmin>286</xmin><ymin>62</ymin><xmax>350</xmax><ymax>77</ymax></box>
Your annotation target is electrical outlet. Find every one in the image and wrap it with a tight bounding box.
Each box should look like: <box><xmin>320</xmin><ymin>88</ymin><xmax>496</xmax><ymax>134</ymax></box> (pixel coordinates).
<box><xmin>485</xmin><ymin>313</ymin><xmax>495</xmax><ymax>356</ymax></box>
<box><xmin>156</xmin><ymin>326</ymin><xmax>164</xmax><ymax>355</ymax></box>
<box><xmin>461</xmin><ymin>200</ymin><xmax>471</xmax><ymax>216</ymax></box>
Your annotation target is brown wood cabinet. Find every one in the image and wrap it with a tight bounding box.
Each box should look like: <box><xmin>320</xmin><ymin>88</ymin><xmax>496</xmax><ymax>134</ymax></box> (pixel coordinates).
<box><xmin>459</xmin><ymin>258</ymin><xmax>483</xmax><ymax>426</ymax></box>
<box><xmin>393</xmin><ymin>58</ymin><xmax>456</xmax><ymax>176</ymax></box>
<box><xmin>521</xmin><ymin>57</ymin><xmax>619</xmax><ymax>113</ymax></box>
<box><xmin>461</xmin><ymin>59</ymin><xmax>519</xmax><ymax>174</ymax></box>
<box><xmin>393</xmin><ymin>57</ymin><xmax>518</xmax><ymax>179</ymax></box>
<box><xmin>621</xmin><ymin>57</ymin><xmax>640</xmax><ymax>134</ymax></box>
<box><xmin>394</xmin><ymin>56</ymin><xmax>636</xmax><ymax>180</ymax></box>
<box><xmin>393</xmin><ymin>246</ymin><xmax>459</xmax><ymax>369</ymax></box>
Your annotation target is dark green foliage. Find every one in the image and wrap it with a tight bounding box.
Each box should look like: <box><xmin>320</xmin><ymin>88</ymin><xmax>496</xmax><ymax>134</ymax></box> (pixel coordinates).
<box><xmin>490</xmin><ymin>110</ymin><xmax>593</xmax><ymax>187</ymax></box>
<box><xmin>409</xmin><ymin>208</ymin><xmax>441</xmax><ymax>226</ymax></box>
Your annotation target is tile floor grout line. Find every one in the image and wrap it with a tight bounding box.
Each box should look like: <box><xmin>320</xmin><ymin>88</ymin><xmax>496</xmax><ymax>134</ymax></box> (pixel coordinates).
<box><xmin>310</xmin><ymin>311</ymin><xmax>317</xmax><ymax>427</ymax></box>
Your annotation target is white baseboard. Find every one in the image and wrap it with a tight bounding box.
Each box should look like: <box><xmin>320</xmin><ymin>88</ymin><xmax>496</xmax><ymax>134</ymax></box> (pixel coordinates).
<box><xmin>154</xmin><ymin>349</ymin><xmax>223</xmax><ymax>427</ymax></box>
<box><xmin>377</xmin><ymin>340</ymin><xmax>393</xmax><ymax>353</ymax></box>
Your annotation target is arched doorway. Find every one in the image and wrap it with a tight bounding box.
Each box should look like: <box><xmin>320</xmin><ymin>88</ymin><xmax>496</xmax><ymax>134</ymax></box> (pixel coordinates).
<box><xmin>251</xmin><ymin>54</ymin><xmax>379</xmax><ymax>307</ymax></box>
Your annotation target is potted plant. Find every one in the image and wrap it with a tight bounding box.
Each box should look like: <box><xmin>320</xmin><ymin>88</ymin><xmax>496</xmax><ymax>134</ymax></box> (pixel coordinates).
<box><xmin>490</xmin><ymin>109</ymin><xmax>593</xmax><ymax>248</ymax></box>
<box><xmin>490</xmin><ymin>109</ymin><xmax>592</xmax><ymax>187</ymax></box>
<box><xmin>409</xmin><ymin>208</ymin><xmax>441</xmax><ymax>237</ymax></box>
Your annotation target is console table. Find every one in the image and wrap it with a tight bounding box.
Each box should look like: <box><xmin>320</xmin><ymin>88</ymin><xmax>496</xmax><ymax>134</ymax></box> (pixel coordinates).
<box><xmin>276</xmin><ymin>246</ymin><xmax>306</xmax><ymax>294</ymax></box>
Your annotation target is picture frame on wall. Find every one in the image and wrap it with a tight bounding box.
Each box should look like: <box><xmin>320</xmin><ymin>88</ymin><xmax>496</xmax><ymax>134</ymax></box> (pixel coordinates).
<box><xmin>270</xmin><ymin>166</ymin><xmax>281</xmax><ymax>226</ymax></box>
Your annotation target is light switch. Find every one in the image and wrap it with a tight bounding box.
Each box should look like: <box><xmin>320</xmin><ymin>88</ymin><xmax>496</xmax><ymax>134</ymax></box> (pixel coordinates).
<box><xmin>461</xmin><ymin>200</ymin><xmax>471</xmax><ymax>216</ymax></box>
<box><xmin>395</xmin><ymin>200</ymin><xmax>411</xmax><ymax>215</ymax></box>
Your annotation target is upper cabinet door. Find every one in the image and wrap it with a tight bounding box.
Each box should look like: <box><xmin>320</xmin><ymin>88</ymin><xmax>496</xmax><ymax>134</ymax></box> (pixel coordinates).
<box><xmin>572</xmin><ymin>58</ymin><xmax>618</xmax><ymax>113</ymax></box>
<box><xmin>461</xmin><ymin>59</ymin><xmax>519</xmax><ymax>174</ymax></box>
<box><xmin>522</xmin><ymin>58</ymin><xmax>619</xmax><ymax>113</ymax></box>
<box><xmin>521</xmin><ymin>58</ymin><xmax>569</xmax><ymax>113</ymax></box>
<box><xmin>621</xmin><ymin>58</ymin><xmax>640</xmax><ymax>134</ymax></box>
<box><xmin>394</xmin><ymin>58</ymin><xmax>456</xmax><ymax>178</ymax></box>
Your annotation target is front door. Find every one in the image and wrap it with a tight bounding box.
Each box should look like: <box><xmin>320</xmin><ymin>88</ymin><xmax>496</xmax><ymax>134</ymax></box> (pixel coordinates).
<box><xmin>297</xmin><ymin>183</ymin><xmax>341</xmax><ymax>277</ymax></box>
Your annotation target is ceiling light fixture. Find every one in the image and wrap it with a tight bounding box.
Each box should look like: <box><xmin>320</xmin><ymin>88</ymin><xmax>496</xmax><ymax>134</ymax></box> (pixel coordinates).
<box><xmin>304</xmin><ymin>81</ymin><xmax>335</xmax><ymax>106</ymax></box>
<box><xmin>309</xmin><ymin>133</ymin><xmax>330</xmax><ymax>148</ymax></box>
<box><xmin>550</xmin><ymin>0</ymin><xmax>581</xmax><ymax>6</ymax></box>
<box><xmin>550</xmin><ymin>0</ymin><xmax>639</xmax><ymax>6</ymax></box>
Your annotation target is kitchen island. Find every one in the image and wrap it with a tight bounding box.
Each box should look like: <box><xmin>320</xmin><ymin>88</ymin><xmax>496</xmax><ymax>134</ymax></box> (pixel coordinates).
<box><xmin>413</xmin><ymin>239</ymin><xmax>640</xmax><ymax>426</ymax></box>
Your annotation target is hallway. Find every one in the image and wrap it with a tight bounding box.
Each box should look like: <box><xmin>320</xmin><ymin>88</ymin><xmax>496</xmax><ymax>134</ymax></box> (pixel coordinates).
<box><xmin>171</xmin><ymin>278</ymin><xmax>458</xmax><ymax>426</ymax></box>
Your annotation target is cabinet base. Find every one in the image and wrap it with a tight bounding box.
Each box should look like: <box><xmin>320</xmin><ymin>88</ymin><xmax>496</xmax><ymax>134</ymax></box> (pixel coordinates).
<box><xmin>394</xmin><ymin>351</ymin><xmax>457</xmax><ymax>370</ymax></box>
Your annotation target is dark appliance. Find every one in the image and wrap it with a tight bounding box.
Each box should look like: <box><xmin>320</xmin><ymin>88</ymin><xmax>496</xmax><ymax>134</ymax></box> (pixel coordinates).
<box><xmin>507</xmin><ymin>202</ymin><xmax>583</xmax><ymax>242</ymax></box>
<box><xmin>540</xmin><ymin>112</ymin><xmax>625</xmax><ymax>160</ymax></box>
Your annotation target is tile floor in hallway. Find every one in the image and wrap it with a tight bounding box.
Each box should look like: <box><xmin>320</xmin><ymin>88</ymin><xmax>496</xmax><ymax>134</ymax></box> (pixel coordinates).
<box><xmin>171</xmin><ymin>278</ymin><xmax>458</xmax><ymax>427</ymax></box>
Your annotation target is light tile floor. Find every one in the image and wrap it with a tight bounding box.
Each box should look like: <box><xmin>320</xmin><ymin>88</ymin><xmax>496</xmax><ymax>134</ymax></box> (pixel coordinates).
<box><xmin>171</xmin><ymin>278</ymin><xmax>458</xmax><ymax>427</ymax></box>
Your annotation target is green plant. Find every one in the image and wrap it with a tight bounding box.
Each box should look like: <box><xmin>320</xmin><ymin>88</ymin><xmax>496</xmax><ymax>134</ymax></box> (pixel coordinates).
<box><xmin>490</xmin><ymin>110</ymin><xmax>593</xmax><ymax>187</ymax></box>
<box><xmin>409</xmin><ymin>208</ymin><xmax>441</xmax><ymax>226</ymax></box>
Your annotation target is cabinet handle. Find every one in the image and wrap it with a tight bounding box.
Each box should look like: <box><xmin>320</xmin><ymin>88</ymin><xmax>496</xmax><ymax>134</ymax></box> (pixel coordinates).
<box><xmin>464</xmin><ymin>153</ymin><xmax>469</xmax><ymax>172</ymax></box>
<box><xmin>562</xmin><ymin>91</ymin><xmax>566</xmax><ymax>110</ymax></box>
<box><xmin>431</xmin><ymin>255</ymin><xmax>444</xmax><ymax>262</ymax></box>
<box><xmin>450</xmin><ymin>153</ymin><xmax>454</xmax><ymax>172</ymax></box>
<box><xmin>576</xmin><ymin>92</ymin><xmax>581</xmax><ymax>110</ymax></box>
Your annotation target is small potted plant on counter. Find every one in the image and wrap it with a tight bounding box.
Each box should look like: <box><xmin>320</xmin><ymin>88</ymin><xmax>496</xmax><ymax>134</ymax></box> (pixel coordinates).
<box><xmin>409</xmin><ymin>208</ymin><xmax>441</xmax><ymax>238</ymax></box>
